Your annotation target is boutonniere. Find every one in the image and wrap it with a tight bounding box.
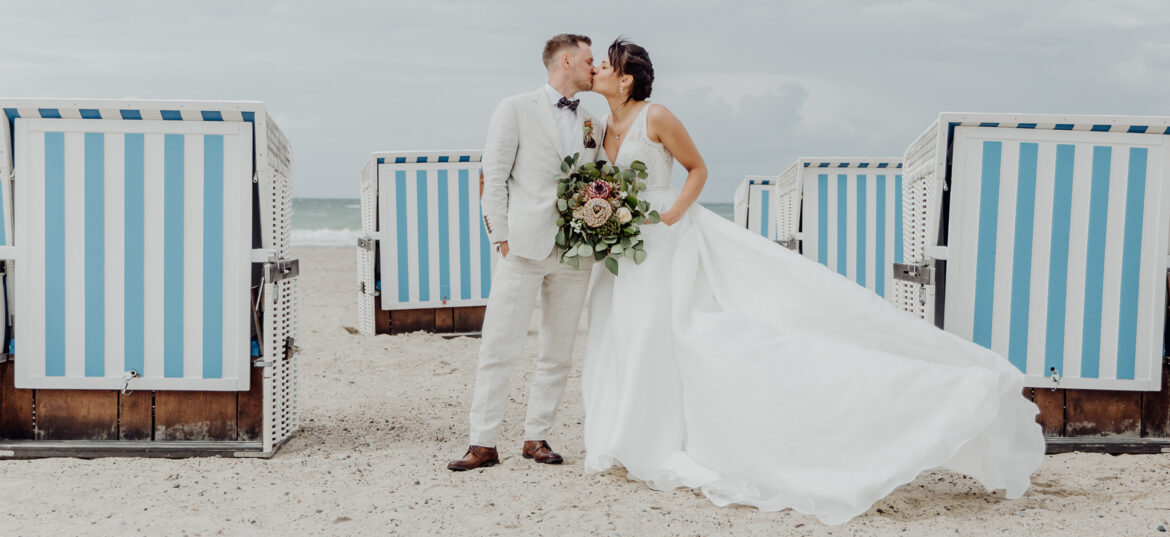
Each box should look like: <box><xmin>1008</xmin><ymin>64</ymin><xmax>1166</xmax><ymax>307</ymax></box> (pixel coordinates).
<box><xmin>583</xmin><ymin>119</ymin><xmax>597</xmax><ymax>149</ymax></box>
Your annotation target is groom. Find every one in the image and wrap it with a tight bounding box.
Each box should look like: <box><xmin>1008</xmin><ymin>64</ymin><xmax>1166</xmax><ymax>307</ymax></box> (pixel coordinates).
<box><xmin>448</xmin><ymin>34</ymin><xmax>602</xmax><ymax>471</ymax></box>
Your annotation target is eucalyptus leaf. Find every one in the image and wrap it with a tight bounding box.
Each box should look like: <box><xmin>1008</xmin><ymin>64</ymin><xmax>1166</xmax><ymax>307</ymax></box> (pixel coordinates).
<box><xmin>577</xmin><ymin>244</ymin><xmax>593</xmax><ymax>256</ymax></box>
<box><xmin>557</xmin><ymin>199</ymin><xmax>568</xmax><ymax>212</ymax></box>
<box><xmin>638</xmin><ymin>170</ymin><xmax>648</xmax><ymax>179</ymax></box>
<box><xmin>555</xmin><ymin>217</ymin><xmax>565</xmax><ymax>227</ymax></box>
<box><xmin>594</xmin><ymin>242</ymin><xmax>607</xmax><ymax>252</ymax></box>
<box><xmin>633</xmin><ymin>249</ymin><xmax>647</xmax><ymax>264</ymax></box>
<box><xmin>611</xmin><ymin>244</ymin><xmax>624</xmax><ymax>254</ymax></box>
<box><xmin>604</xmin><ymin>256</ymin><xmax>619</xmax><ymax>276</ymax></box>
<box><xmin>565</xmin><ymin>255</ymin><xmax>580</xmax><ymax>269</ymax></box>
<box><xmin>648</xmin><ymin>211</ymin><xmax>661</xmax><ymax>224</ymax></box>
<box><xmin>594</xmin><ymin>250</ymin><xmax>606</xmax><ymax>261</ymax></box>
<box><xmin>621</xmin><ymin>238</ymin><xmax>632</xmax><ymax>249</ymax></box>
<box><xmin>560</xmin><ymin>160</ymin><xmax>570</xmax><ymax>173</ymax></box>
<box><xmin>555</xmin><ymin>230</ymin><xmax>566</xmax><ymax>247</ymax></box>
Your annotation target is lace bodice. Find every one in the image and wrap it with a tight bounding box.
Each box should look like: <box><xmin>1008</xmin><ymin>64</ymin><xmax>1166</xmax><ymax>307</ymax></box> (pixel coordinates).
<box><xmin>605</xmin><ymin>104</ymin><xmax>674</xmax><ymax>191</ymax></box>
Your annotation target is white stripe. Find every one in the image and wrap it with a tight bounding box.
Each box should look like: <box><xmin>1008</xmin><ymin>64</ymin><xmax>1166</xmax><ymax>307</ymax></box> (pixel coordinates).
<box><xmin>58</xmin><ymin>109</ymin><xmax>81</xmax><ymax>120</ymax></box>
<box><xmin>405</xmin><ymin>169</ymin><xmax>420</xmax><ymax>303</ymax></box>
<box><xmin>183</xmin><ymin>134</ymin><xmax>204</xmax><ymax>379</ymax></box>
<box><xmin>801</xmin><ymin>175</ymin><xmax>817</xmax><ymax>262</ymax></box>
<box><xmin>139</xmin><ymin>109</ymin><xmax>163</xmax><ymax>121</ymax></box>
<box><xmin>865</xmin><ymin>174</ymin><xmax>877</xmax><ymax>292</ymax></box>
<box><xmin>143</xmin><ymin>133</ymin><xmax>166</xmax><ymax>379</ymax></box>
<box><xmin>447</xmin><ymin>171</ymin><xmax>462</xmax><ymax>302</ymax></box>
<box><xmin>990</xmin><ymin>141</ymin><xmax>1019</xmax><ymax>357</ymax></box>
<box><xmin>221</xmin><ymin>111</ymin><xmax>244</xmax><ymax>122</ymax></box>
<box><xmin>845</xmin><ymin>174</ymin><xmax>857</xmax><ymax>282</ymax></box>
<box><xmin>63</xmin><ymin>132</ymin><xmax>85</xmax><ymax>378</ymax></box>
<box><xmin>1061</xmin><ymin>142</ymin><xmax>1095</xmax><ymax>378</ymax></box>
<box><xmin>15</xmin><ymin>125</ymin><xmax>45</xmax><ymax>384</ymax></box>
<box><xmin>179</xmin><ymin>110</ymin><xmax>201</xmax><ymax>121</ymax></box>
<box><xmin>104</xmin><ymin>133</ymin><xmax>126</xmax><ymax>378</ymax></box>
<box><xmin>224</xmin><ymin>126</ymin><xmax>250</xmax><ymax>384</ymax></box>
<box><xmin>943</xmin><ymin>135</ymin><xmax>982</xmax><ymax>340</ymax></box>
<box><xmin>1139</xmin><ymin>141</ymin><xmax>1170</xmax><ymax>383</ymax></box>
<box><xmin>427</xmin><ymin>169</ymin><xmax>441</xmax><ymax>302</ymax></box>
<box><xmin>379</xmin><ymin>164</ymin><xmax>398</xmax><ymax>308</ymax></box>
<box><xmin>469</xmin><ymin>176</ymin><xmax>483</xmax><ymax>301</ymax></box>
<box><xmin>1025</xmin><ymin>142</ymin><xmax>1056</xmax><ymax>377</ymax></box>
<box><xmin>1096</xmin><ymin>145</ymin><xmax>1130</xmax><ymax>379</ymax></box>
<box><xmin>886</xmin><ymin>173</ymin><xmax>897</xmax><ymax>296</ymax></box>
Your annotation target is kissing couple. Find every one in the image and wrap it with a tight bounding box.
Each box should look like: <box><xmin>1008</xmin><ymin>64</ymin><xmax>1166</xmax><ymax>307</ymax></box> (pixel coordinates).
<box><xmin>448</xmin><ymin>33</ymin><xmax>1045</xmax><ymax>525</ymax></box>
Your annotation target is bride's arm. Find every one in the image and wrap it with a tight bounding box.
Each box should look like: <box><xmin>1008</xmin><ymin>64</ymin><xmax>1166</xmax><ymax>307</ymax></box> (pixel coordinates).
<box><xmin>646</xmin><ymin>104</ymin><xmax>707</xmax><ymax>225</ymax></box>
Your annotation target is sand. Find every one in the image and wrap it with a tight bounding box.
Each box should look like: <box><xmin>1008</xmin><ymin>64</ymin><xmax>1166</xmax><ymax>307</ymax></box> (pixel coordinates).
<box><xmin>2</xmin><ymin>246</ymin><xmax>1169</xmax><ymax>536</ymax></box>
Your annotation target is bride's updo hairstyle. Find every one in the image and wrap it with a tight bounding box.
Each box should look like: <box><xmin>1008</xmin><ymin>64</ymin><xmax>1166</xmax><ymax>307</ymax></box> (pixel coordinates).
<box><xmin>608</xmin><ymin>38</ymin><xmax>654</xmax><ymax>103</ymax></box>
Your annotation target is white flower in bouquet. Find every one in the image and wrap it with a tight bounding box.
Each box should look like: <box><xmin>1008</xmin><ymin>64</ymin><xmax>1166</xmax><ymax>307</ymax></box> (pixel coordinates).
<box><xmin>610</xmin><ymin>197</ymin><xmax>622</xmax><ymax>208</ymax></box>
<box><xmin>572</xmin><ymin>206</ymin><xmax>586</xmax><ymax>220</ymax></box>
<box><xmin>582</xmin><ymin>198</ymin><xmax>613</xmax><ymax>228</ymax></box>
<box><xmin>616</xmin><ymin>207</ymin><xmax>632</xmax><ymax>224</ymax></box>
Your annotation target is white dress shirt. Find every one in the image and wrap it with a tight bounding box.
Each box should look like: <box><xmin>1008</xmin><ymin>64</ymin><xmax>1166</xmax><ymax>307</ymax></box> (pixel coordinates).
<box><xmin>544</xmin><ymin>84</ymin><xmax>582</xmax><ymax>157</ymax></box>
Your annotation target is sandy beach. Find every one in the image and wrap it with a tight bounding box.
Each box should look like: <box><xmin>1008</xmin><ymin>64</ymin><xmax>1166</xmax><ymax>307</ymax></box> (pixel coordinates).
<box><xmin>1</xmin><ymin>246</ymin><xmax>1168</xmax><ymax>536</ymax></box>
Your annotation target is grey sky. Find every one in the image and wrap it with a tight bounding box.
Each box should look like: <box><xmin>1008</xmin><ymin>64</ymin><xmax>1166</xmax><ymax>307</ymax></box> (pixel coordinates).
<box><xmin>3</xmin><ymin>0</ymin><xmax>1168</xmax><ymax>201</ymax></box>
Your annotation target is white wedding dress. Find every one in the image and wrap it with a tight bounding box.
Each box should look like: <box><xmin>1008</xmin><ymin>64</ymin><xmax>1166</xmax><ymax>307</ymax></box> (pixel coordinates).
<box><xmin>582</xmin><ymin>104</ymin><xmax>1045</xmax><ymax>525</ymax></box>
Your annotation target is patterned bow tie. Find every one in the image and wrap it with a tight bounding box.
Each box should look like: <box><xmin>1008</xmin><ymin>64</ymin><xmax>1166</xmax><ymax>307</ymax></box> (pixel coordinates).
<box><xmin>556</xmin><ymin>96</ymin><xmax>580</xmax><ymax>112</ymax></box>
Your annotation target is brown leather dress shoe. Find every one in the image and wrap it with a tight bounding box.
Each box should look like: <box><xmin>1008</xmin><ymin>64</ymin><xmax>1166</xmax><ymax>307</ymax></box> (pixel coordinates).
<box><xmin>447</xmin><ymin>445</ymin><xmax>499</xmax><ymax>471</ymax></box>
<box><xmin>522</xmin><ymin>440</ymin><xmax>563</xmax><ymax>464</ymax></box>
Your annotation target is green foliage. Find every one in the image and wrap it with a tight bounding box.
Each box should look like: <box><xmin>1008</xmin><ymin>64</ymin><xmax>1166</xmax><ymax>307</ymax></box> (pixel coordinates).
<box><xmin>554</xmin><ymin>158</ymin><xmax>657</xmax><ymax>276</ymax></box>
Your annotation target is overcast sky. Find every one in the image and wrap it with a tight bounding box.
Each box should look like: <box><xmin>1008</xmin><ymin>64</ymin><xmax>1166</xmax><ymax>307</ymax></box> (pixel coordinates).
<box><xmin>3</xmin><ymin>0</ymin><xmax>1168</xmax><ymax>201</ymax></box>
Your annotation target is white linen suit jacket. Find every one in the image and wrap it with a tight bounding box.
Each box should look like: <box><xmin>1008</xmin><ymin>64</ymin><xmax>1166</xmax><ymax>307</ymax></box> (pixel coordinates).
<box><xmin>481</xmin><ymin>87</ymin><xmax>601</xmax><ymax>260</ymax></box>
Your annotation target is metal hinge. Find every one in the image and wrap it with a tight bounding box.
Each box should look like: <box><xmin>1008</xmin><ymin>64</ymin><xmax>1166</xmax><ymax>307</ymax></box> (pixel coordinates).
<box><xmin>893</xmin><ymin>262</ymin><xmax>936</xmax><ymax>285</ymax></box>
<box><xmin>357</xmin><ymin>236</ymin><xmax>376</xmax><ymax>251</ymax></box>
<box><xmin>263</xmin><ymin>259</ymin><xmax>300</xmax><ymax>284</ymax></box>
<box><xmin>775</xmin><ymin>238</ymin><xmax>799</xmax><ymax>250</ymax></box>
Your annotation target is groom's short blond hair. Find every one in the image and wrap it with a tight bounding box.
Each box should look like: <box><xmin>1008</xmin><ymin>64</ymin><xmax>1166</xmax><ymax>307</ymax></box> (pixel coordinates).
<box><xmin>543</xmin><ymin>34</ymin><xmax>591</xmax><ymax>69</ymax></box>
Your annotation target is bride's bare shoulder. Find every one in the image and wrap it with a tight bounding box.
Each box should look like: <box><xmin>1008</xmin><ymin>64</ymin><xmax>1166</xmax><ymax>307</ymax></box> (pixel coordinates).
<box><xmin>645</xmin><ymin>103</ymin><xmax>684</xmax><ymax>142</ymax></box>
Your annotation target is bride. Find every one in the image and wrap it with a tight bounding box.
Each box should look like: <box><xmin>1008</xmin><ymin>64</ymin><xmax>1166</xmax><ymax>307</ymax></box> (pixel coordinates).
<box><xmin>581</xmin><ymin>38</ymin><xmax>1045</xmax><ymax>526</ymax></box>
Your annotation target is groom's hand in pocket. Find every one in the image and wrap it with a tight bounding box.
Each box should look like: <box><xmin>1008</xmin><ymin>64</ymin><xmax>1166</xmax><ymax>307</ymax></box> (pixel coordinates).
<box><xmin>498</xmin><ymin>241</ymin><xmax>509</xmax><ymax>258</ymax></box>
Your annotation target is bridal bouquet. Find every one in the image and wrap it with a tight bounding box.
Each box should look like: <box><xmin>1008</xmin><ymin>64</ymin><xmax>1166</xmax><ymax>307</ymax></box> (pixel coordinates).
<box><xmin>554</xmin><ymin>153</ymin><xmax>660</xmax><ymax>275</ymax></box>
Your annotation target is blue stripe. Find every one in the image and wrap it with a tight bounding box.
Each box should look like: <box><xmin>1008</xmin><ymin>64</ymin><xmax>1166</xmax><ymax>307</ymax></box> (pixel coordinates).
<box><xmin>1127</xmin><ymin>125</ymin><xmax>1148</xmax><ymax>134</ymax></box>
<box><xmin>44</xmin><ymin>132</ymin><xmax>65</xmax><ymax>377</ymax></box>
<box><xmin>817</xmin><ymin>174</ymin><xmax>828</xmax><ymax>264</ymax></box>
<box><xmin>84</xmin><ymin>133</ymin><xmax>105</xmax><ymax>377</ymax></box>
<box><xmin>416</xmin><ymin>170</ymin><xmax>430</xmax><ymax>302</ymax></box>
<box><xmin>837</xmin><ymin>174</ymin><xmax>847</xmax><ymax>276</ymax></box>
<box><xmin>458</xmin><ymin>155</ymin><xmax>470</xmax><ymax>163</ymax></box>
<box><xmin>4</xmin><ymin>108</ymin><xmax>19</xmax><ymax>122</ymax></box>
<box><xmin>160</xmin><ymin>110</ymin><xmax>183</xmax><ymax>121</ymax></box>
<box><xmin>437</xmin><ymin>170</ymin><xmax>451</xmax><ymax>301</ymax></box>
<box><xmin>163</xmin><ymin>134</ymin><xmax>184</xmax><ymax>378</ymax></box>
<box><xmin>1007</xmin><ymin>142</ymin><xmax>1038</xmax><ymax>372</ymax></box>
<box><xmin>1017</xmin><ymin>123</ymin><xmax>1037</xmax><ymax>129</ymax></box>
<box><xmin>877</xmin><ymin>163</ymin><xmax>889</xmax><ymax>169</ymax></box>
<box><xmin>1055</xmin><ymin>124</ymin><xmax>1073</xmax><ymax>130</ymax></box>
<box><xmin>979</xmin><ymin>122</ymin><xmax>999</xmax><ymax>127</ymax></box>
<box><xmin>120</xmin><ymin>110</ymin><xmax>142</xmax><ymax>120</ymax></box>
<box><xmin>124</xmin><ymin>134</ymin><xmax>145</xmax><ymax>375</ymax></box>
<box><xmin>1116</xmin><ymin>147</ymin><xmax>1147</xmax><ymax>380</ymax></box>
<box><xmin>241</xmin><ymin>111</ymin><xmax>255</xmax><ymax>123</ymax></box>
<box><xmin>858</xmin><ymin>163</ymin><xmax>869</xmax><ymax>168</ymax></box>
<box><xmin>875</xmin><ymin>175</ymin><xmax>886</xmax><ymax>297</ymax></box>
<box><xmin>1080</xmin><ymin>146</ymin><xmax>1112</xmax><ymax>378</ymax></box>
<box><xmin>1045</xmin><ymin>145</ymin><xmax>1075</xmax><ymax>378</ymax></box>
<box><xmin>818</xmin><ymin>163</ymin><xmax>829</xmax><ymax>168</ymax></box>
<box><xmin>1164</xmin><ymin>127</ymin><xmax>1170</xmax><ymax>135</ymax></box>
<box><xmin>395</xmin><ymin>170</ymin><xmax>409</xmax><ymax>302</ymax></box>
<box><xmin>377</xmin><ymin>157</ymin><xmax>385</xmax><ymax>164</ymax></box>
<box><xmin>201</xmin><ymin>111</ymin><xmax>223</xmax><ymax>121</ymax></box>
<box><xmin>79</xmin><ymin>109</ymin><xmax>101</xmax><ymax>119</ymax></box>
<box><xmin>438</xmin><ymin>156</ymin><xmax>449</xmax><ymax>163</ymax></box>
<box><xmin>972</xmin><ymin>141</ymin><xmax>1002</xmax><ymax>348</ymax></box>
<box><xmin>758</xmin><ymin>190</ymin><xmax>770</xmax><ymax>237</ymax></box>
<box><xmin>38</xmin><ymin>108</ymin><xmax>61</xmax><ymax>119</ymax></box>
<box><xmin>894</xmin><ymin>175</ymin><xmax>903</xmax><ymax>263</ymax></box>
<box><xmin>1090</xmin><ymin>124</ymin><xmax>1111</xmax><ymax>132</ymax></box>
<box><xmin>203</xmin><ymin>135</ymin><xmax>224</xmax><ymax>379</ymax></box>
<box><xmin>458</xmin><ymin>170</ymin><xmax>472</xmax><ymax>299</ymax></box>
<box><xmin>417</xmin><ymin>157</ymin><xmax>428</xmax><ymax>163</ymax></box>
<box><xmin>856</xmin><ymin>175</ymin><xmax>866</xmax><ymax>286</ymax></box>
<box><xmin>395</xmin><ymin>157</ymin><xmax>406</xmax><ymax>164</ymax></box>
<box><xmin>837</xmin><ymin>163</ymin><xmax>849</xmax><ymax>168</ymax></box>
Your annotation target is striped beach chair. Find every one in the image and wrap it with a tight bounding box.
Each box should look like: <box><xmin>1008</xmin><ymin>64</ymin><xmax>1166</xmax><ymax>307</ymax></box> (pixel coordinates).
<box><xmin>793</xmin><ymin>158</ymin><xmax>905</xmax><ymax>300</ymax></box>
<box><xmin>733</xmin><ymin>176</ymin><xmax>784</xmax><ymax>242</ymax></box>
<box><xmin>0</xmin><ymin>99</ymin><xmax>299</xmax><ymax>456</ymax></box>
<box><xmin>358</xmin><ymin>151</ymin><xmax>493</xmax><ymax>336</ymax></box>
<box><xmin>898</xmin><ymin>113</ymin><xmax>1170</xmax><ymax>399</ymax></box>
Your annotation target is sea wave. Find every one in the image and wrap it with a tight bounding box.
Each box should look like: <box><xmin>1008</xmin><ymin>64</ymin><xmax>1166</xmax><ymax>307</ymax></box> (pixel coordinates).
<box><xmin>292</xmin><ymin>228</ymin><xmax>360</xmax><ymax>247</ymax></box>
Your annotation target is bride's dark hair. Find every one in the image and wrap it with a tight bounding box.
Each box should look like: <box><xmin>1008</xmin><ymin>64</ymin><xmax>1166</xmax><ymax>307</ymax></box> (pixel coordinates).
<box><xmin>608</xmin><ymin>37</ymin><xmax>653</xmax><ymax>103</ymax></box>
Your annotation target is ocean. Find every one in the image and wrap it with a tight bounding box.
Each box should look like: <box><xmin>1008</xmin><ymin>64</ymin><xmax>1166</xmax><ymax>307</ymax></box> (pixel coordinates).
<box><xmin>291</xmin><ymin>198</ymin><xmax>734</xmax><ymax>247</ymax></box>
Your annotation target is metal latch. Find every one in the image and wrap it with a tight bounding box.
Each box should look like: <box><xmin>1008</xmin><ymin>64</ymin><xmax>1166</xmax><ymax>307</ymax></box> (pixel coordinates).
<box><xmin>775</xmin><ymin>238</ymin><xmax>799</xmax><ymax>250</ymax></box>
<box><xmin>357</xmin><ymin>236</ymin><xmax>376</xmax><ymax>251</ymax></box>
<box><xmin>263</xmin><ymin>259</ymin><xmax>300</xmax><ymax>283</ymax></box>
<box><xmin>1048</xmin><ymin>367</ymin><xmax>1062</xmax><ymax>391</ymax></box>
<box><xmin>893</xmin><ymin>262</ymin><xmax>935</xmax><ymax>285</ymax></box>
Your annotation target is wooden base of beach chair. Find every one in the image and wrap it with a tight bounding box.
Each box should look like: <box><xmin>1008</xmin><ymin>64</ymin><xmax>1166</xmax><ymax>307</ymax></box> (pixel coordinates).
<box><xmin>373</xmin><ymin>294</ymin><xmax>486</xmax><ymax>335</ymax></box>
<box><xmin>0</xmin><ymin>358</ymin><xmax>273</xmax><ymax>455</ymax></box>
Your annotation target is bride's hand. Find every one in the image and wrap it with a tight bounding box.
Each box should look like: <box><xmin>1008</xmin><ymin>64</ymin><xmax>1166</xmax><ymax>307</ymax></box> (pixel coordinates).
<box><xmin>659</xmin><ymin>210</ymin><xmax>681</xmax><ymax>226</ymax></box>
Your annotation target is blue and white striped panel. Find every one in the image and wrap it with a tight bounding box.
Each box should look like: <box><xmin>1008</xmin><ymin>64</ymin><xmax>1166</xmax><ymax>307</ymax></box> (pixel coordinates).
<box><xmin>746</xmin><ymin>183</ymin><xmax>777</xmax><ymax>240</ymax></box>
<box><xmin>378</xmin><ymin>162</ymin><xmax>493</xmax><ymax>310</ymax></box>
<box><xmin>13</xmin><ymin>118</ymin><xmax>253</xmax><ymax>391</ymax></box>
<box><xmin>800</xmin><ymin>170</ymin><xmax>904</xmax><ymax>299</ymax></box>
<box><xmin>945</xmin><ymin>126</ymin><xmax>1170</xmax><ymax>390</ymax></box>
